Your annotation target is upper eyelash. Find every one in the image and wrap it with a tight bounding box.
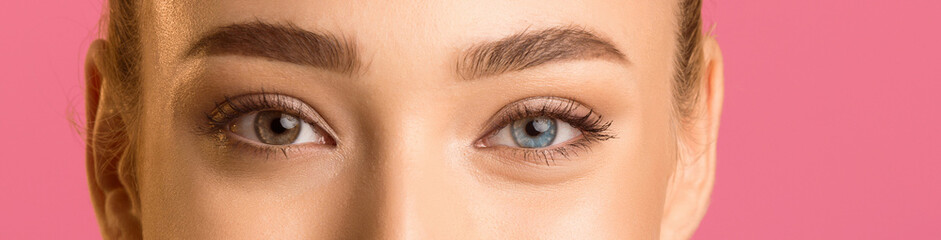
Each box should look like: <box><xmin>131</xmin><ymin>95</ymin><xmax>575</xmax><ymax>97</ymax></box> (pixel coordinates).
<box><xmin>197</xmin><ymin>94</ymin><xmax>324</xmax><ymax>160</ymax></box>
<box><xmin>200</xmin><ymin>94</ymin><xmax>320</xmax><ymax>145</ymax></box>
<box><xmin>490</xmin><ymin>97</ymin><xmax>615</xmax><ymax>141</ymax></box>
<box><xmin>485</xmin><ymin>97</ymin><xmax>616</xmax><ymax>165</ymax></box>
<box><xmin>204</xmin><ymin>94</ymin><xmax>311</xmax><ymax>134</ymax></box>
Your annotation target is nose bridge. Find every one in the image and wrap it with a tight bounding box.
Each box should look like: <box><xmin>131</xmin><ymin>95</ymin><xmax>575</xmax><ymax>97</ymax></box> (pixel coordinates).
<box><xmin>355</xmin><ymin>84</ymin><xmax>471</xmax><ymax>239</ymax></box>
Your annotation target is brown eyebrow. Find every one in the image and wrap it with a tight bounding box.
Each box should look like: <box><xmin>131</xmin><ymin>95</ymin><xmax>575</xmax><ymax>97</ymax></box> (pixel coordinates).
<box><xmin>457</xmin><ymin>26</ymin><xmax>627</xmax><ymax>80</ymax></box>
<box><xmin>187</xmin><ymin>21</ymin><xmax>359</xmax><ymax>74</ymax></box>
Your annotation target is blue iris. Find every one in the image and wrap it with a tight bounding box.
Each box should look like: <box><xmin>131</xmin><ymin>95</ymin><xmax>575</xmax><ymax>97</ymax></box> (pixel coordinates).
<box><xmin>510</xmin><ymin>117</ymin><xmax>557</xmax><ymax>148</ymax></box>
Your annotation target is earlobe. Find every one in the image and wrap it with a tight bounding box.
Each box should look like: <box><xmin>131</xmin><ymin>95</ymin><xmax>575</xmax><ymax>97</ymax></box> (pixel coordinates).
<box><xmin>85</xmin><ymin>39</ymin><xmax>142</xmax><ymax>240</ymax></box>
<box><xmin>661</xmin><ymin>35</ymin><xmax>724</xmax><ymax>240</ymax></box>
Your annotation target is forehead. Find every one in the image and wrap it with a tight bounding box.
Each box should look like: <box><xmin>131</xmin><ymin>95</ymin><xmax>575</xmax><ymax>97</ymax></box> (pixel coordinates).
<box><xmin>143</xmin><ymin>0</ymin><xmax>678</xmax><ymax>68</ymax></box>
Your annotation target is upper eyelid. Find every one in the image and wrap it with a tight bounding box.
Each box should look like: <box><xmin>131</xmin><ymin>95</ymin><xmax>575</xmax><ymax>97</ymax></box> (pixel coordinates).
<box><xmin>481</xmin><ymin>96</ymin><xmax>598</xmax><ymax>133</ymax></box>
<box><xmin>207</xmin><ymin>93</ymin><xmax>339</xmax><ymax>140</ymax></box>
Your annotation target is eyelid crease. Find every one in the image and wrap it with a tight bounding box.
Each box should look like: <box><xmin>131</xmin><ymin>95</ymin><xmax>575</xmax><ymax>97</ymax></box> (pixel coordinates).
<box><xmin>203</xmin><ymin>93</ymin><xmax>339</xmax><ymax>143</ymax></box>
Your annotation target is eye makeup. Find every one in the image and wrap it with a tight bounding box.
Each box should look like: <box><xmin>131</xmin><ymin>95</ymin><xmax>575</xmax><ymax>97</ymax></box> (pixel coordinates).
<box><xmin>197</xmin><ymin>93</ymin><xmax>613</xmax><ymax>166</ymax></box>
<box><xmin>198</xmin><ymin>93</ymin><xmax>337</xmax><ymax>158</ymax></box>
<box><xmin>476</xmin><ymin>96</ymin><xmax>615</xmax><ymax>166</ymax></box>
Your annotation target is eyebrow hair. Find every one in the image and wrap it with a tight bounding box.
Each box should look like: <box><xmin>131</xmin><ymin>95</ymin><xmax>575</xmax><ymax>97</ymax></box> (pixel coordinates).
<box><xmin>457</xmin><ymin>26</ymin><xmax>627</xmax><ymax>80</ymax></box>
<box><xmin>187</xmin><ymin>21</ymin><xmax>359</xmax><ymax>74</ymax></box>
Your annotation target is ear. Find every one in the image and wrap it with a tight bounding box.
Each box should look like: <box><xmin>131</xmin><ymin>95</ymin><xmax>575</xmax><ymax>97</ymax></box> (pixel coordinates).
<box><xmin>86</xmin><ymin>39</ymin><xmax>142</xmax><ymax>240</ymax></box>
<box><xmin>661</xmin><ymin>34</ymin><xmax>724</xmax><ymax>240</ymax></box>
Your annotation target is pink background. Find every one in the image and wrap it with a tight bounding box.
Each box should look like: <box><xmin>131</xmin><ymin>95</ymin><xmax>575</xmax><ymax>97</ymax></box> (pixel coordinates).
<box><xmin>2</xmin><ymin>0</ymin><xmax>939</xmax><ymax>239</ymax></box>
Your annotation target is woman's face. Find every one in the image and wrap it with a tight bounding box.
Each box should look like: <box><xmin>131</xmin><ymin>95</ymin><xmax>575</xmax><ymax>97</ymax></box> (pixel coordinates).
<box><xmin>106</xmin><ymin>0</ymin><xmax>716</xmax><ymax>238</ymax></box>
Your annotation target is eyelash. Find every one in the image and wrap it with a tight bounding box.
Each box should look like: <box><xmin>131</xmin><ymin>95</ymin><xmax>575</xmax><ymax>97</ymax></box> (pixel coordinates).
<box><xmin>483</xmin><ymin>98</ymin><xmax>615</xmax><ymax>165</ymax></box>
<box><xmin>205</xmin><ymin>95</ymin><xmax>303</xmax><ymax>131</ymax></box>
<box><xmin>200</xmin><ymin>94</ymin><xmax>614</xmax><ymax>165</ymax></box>
<box><xmin>199</xmin><ymin>93</ymin><xmax>319</xmax><ymax>159</ymax></box>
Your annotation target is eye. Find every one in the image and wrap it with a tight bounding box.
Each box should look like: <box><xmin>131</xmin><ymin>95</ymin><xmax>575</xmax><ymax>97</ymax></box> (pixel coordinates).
<box><xmin>485</xmin><ymin>116</ymin><xmax>583</xmax><ymax>148</ymax></box>
<box><xmin>228</xmin><ymin>110</ymin><xmax>331</xmax><ymax>145</ymax></box>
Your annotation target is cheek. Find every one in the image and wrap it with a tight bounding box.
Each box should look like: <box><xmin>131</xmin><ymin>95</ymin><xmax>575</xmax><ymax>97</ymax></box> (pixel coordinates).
<box><xmin>565</xmin><ymin>64</ymin><xmax>677</xmax><ymax>236</ymax></box>
<box><xmin>468</xmin><ymin>100</ymin><xmax>677</xmax><ymax>238</ymax></box>
<box><xmin>580</xmin><ymin>114</ymin><xmax>677</xmax><ymax>237</ymax></box>
<box><xmin>136</xmin><ymin>126</ymin><xmax>361</xmax><ymax>239</ymax></box>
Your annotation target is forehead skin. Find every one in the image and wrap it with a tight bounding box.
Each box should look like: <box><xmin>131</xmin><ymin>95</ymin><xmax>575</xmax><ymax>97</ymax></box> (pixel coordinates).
<box><xmin>134</xmin><ymin>0</ymin><xmax>680</xmax><ymax>239</ymax></box>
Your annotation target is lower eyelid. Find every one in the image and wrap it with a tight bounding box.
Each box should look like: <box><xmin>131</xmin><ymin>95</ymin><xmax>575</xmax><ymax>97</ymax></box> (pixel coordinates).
<box><xmin>492</xmin><ymin>144</ymin><xmax>588</xmax><ymax>166</ymax></box>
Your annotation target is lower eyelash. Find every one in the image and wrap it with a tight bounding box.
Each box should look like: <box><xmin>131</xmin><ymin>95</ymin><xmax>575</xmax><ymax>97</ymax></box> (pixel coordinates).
<box><xmin>201</xmin><ymin>124</ymin><xmax>318</xmax><ymax>163</ymax></box>
<box><xmin>230</xmin><ymin>138</ymin><xmax>304</xmax><ymax>161</ymax></box>
<box><xmin>490</xmin><ymin>97</ymin><xmax>616</xmax><ymax>165</ymax></box>
<box><xmin>517</xmin><ymin>140</ymin><xmax>593</xmax><ymax>166</ymax></box>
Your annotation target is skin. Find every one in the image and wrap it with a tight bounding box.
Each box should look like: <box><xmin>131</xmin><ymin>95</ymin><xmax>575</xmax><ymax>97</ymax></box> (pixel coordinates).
<box><xmin>85</xmin><ymin>0</ymin><xmax>724</xmax><ymax>239</ymax></box>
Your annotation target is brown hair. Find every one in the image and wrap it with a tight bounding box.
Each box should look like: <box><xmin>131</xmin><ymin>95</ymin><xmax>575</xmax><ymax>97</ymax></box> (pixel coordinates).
<box><xmin>93</xmin><ymin>0</ymin><xmax>705</xmax><ymax>197</ymax></box>
<box><xmin>92</xmin><ymin>0</ymin><xmax>142</xmax><ymax>202</ymax></box>
<box><xmin>674</xmin><ymin>0</ymin><xmax>706</xmax><ymax>131</ymax></box>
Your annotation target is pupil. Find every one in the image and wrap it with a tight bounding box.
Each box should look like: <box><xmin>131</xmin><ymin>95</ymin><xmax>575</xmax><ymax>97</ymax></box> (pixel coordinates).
<box><xmin>525</xmin><ymin>120</ymin><xmax>542</xmax><ymax>136</ymax></box>
<box><xmin>269</xmin><ymin>117</ymin><xmax>287</xmax><ymax>134</ymax></box>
